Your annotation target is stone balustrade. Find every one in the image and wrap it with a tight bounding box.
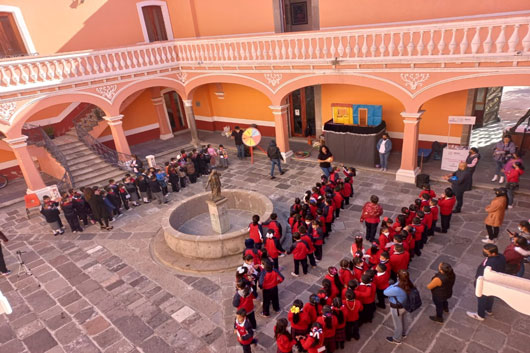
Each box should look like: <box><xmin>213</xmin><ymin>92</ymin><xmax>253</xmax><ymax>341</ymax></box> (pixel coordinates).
<box><xmin>0</xmin><ymin>16</ymin><xmax>529</xmax><ymax>94</ymax></box>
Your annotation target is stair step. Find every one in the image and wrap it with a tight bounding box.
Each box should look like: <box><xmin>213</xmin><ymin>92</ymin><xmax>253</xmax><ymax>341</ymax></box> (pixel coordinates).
<box><xmin>68</xmin><ymin>157</ymin><xmax>108</xmax><ymax>171</ymax></box>
<box><xmin>77</xmin><ymin>170</ymin><xmax>128</xmax><ymax>188</ymax></box>
<box><xmin>56</xmin><ymin>140</ymin><xmax>85</xmax><ymax>149</ymax></box>
<box><xmin>73</xmin><ymin>167</ymin><xmax>124</xmax><ymax>184</ymax></box>
<box><xmin>60</xmin><ymin>145</ymin><xmax>91</xmax><ymax>155</ymax></box>
<box><xmin>64</xmin><ymin>149</ymin><xmax>95</xmax><ymax>161</ymax></box>
<box><xmin>71</xmin><ymin>164</ymin><xmax>117</xmax><ymax>178</ymax></box>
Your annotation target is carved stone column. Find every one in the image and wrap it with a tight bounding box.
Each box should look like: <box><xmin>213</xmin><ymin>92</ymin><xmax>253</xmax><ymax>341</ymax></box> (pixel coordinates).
<box><xmin>269</xmin><ymin>104</ymin><xmax>293</xmax><ymax>162</ymax></box>
<box><xmin>396</xmin><ymin>111</ymin><xmax>424</xmax><ymax>183</ymax></box>
<box><xmin>103</xmin><ymin>115</ymin><xmax>131</xmax><ymax>155</ymax></box>
<box><xmin>5</xmin><ymin>135</ymin><xmax>46</xmax><ymax>192</ymax></box>
<box><xmin>183</xmin><ymin>100</ymin><xmax>200</xmax><ymax>147</ymax></box>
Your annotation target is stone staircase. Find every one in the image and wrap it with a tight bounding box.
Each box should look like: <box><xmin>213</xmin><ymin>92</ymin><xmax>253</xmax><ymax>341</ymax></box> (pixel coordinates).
<box><xmin>53</xmin><ymin>131</ymin><xmax>127</xmax><ymax>188</ymax></box>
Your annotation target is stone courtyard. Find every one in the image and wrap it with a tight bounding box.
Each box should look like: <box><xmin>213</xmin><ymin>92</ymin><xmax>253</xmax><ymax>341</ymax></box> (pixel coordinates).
<box><xmin>0</xmin><ymin>153</ymin><xmax>529</xmax><ymax>353</ymax></box>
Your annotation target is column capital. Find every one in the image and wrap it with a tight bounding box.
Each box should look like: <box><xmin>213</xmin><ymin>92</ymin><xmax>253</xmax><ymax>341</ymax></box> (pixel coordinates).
<box><xmin>269</xmin><ymin>104</ymin><xmax>289</xmax><ymax>114</ymax></box>
<box><xmin>151</xmin><ymin>97</ymin><xmax>165</xmax><ymax>105</ymax></box>
<box><xmin>400</xmin><ymin>111</ymin><xmax>425</xmax><ymax>120</ymax></box>
<box><xmin>103</xmin><ymin>115</ymin><xmax>124</xmax><ymax>125</ymax></box>
<box><xmin>183</xmin><ymin>99</ymin><xmax>193</xmax><ymax>107</ymax></box>
<box><xmin>5</xmin><ymin>135</ymin><xmax>28</xmax><ymax>148</ymax></box>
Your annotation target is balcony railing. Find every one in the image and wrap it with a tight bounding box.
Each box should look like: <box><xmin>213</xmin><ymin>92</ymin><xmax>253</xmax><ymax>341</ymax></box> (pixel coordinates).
<box><xmin>0</xmin><ymin>16</ymin><xmax>529</xmax><ymax>94</ymax></box>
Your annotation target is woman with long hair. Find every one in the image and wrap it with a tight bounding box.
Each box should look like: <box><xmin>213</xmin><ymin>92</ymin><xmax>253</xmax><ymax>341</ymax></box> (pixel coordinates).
<box><xmin>84</xmin><ymin>187</ymin><xmax>112</xmax><ymax>230</ymax></box>
<box><xmin>383</xmin><ymin>269</ymin><xmax>415</xmax><ymax>344</ymax></box>
<box><xmin>427</xmin><ymin>262</ymin><xmax>456</xmax><ymax>323</ymax></box>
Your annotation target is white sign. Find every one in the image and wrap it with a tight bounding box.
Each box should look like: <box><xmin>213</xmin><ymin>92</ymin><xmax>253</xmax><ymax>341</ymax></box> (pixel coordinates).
<box><xmin>441</xmin><ymin>147</ymin><xmax>469</xmax><ymax>171</ymax></box>
<box><xmin>448</xmin><ymin>116</ymin><xmax>476</xmax><ymax>125</ymax></box>
<box><xmin>294</xmin><ymin>109</ymin><xmax>300</xmax><ymax>116</ymax></box>
<box><xmin>33</xmin><ymin>185</ymin><xmax>61</xmax><ymax>201</ymax></box>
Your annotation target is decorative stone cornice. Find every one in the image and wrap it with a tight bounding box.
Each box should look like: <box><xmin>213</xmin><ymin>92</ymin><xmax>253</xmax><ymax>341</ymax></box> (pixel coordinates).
<box><xmin>264</xmin><ymin>73</ymin><xmax>282</xmax><ymax>87</ymax></box>
<box><xmin>0</xmin><ymin>102</ymin><xmax>16</xmax><ymax>123</ymax></box>
<box><xmin>96</xmin><ymin>84</ymin><xmax>118</xmax><ymax>100</ymax></box>
<box><xmin>400</xmin><ymin>73</ymin><xmax>429</xmax><ymax>90</ymax></box>
<box><xmin>103</xmin><ymin>115</ymin><xmax>124</xmax><ymax>126</ymax></box>
<box><xmin>5</xmin><ymin>135</ymin><xmax>28</xmax><ymax>148</ymax></box>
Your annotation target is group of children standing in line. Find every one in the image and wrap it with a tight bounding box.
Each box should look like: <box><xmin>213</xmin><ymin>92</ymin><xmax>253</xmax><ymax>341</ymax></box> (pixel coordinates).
<box><xmin>233</xmin><ymin>168</ymin><xmax>460</xmax><ymax>352</ymax></box>
<box><xmin>40</xmin><ymin>145</ymin><xmax>229</xmax><ymax>235</ymax></box>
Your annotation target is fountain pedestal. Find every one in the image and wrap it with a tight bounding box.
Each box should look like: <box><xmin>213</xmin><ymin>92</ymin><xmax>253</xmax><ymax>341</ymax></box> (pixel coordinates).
<box><xmin>206</xmin><ymin>197</ymin><xmax>230</xmax><ymax>234</ymax></box>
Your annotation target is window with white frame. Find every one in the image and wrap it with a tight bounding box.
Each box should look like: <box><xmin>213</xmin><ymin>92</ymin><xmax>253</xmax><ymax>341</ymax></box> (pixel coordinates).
<box><xmin>0</xmin><ymin>6</ymin><xmax>36</xmax><ymax>58</ymax></box>
<box><xmin>137</xmin><ymin>1</ymin><xmax>174</xmax><ymax>43</ymax></box>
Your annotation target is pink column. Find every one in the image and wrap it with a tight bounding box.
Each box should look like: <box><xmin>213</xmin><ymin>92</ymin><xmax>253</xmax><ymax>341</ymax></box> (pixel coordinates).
<box><xmin>396</xmin><ymin>111</ymin><xmax>424</xmax><ymax>183</ymax></box>
<box><xmin>5</xmin><ymin>136</ymin><xmax>46</xmax><ymax>192</ymax></box>
<box><xmin>182</xmin><ymin>99</ymin><xmax>200</xmax><ymax>147</ymax></box>
<box><xmin>269</xmin><ymin>104</ymin><xmax>293</xmax><ymax>161</ymax></box>
<box><xmin>151</xmin><ymin>97</ymin><xmax>174</xmax><ymax>140</ymax></box>
<box><xmin>103</xmin><ymin>115</ymin><xmax>132</xmax><ymax>155</ymax></box>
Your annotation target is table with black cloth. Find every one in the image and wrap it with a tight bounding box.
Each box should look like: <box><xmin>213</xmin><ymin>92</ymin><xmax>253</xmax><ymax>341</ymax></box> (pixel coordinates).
<box><xmin>323</xmin><ymin>121</ymin><xmax>386</xmax><ymax>166</ymax></box>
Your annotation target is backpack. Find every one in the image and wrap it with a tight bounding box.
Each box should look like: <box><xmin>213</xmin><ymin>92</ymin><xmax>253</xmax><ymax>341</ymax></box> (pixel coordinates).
<box><xmin>402</xmin><ymin>287</ymin><xmax>422</xmax><ymax>313</ymax></box>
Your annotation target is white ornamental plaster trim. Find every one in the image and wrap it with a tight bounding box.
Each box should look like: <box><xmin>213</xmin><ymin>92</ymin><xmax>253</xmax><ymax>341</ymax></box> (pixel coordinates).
<box><xmin>400</xmin><ymin>73</ymin><xmax>430</xmax><ymax>91</ymax></box>
<box><xmin>264</xmin><ymin>73</ymin><xmax>283</xmax><ymax>87</ymax></box>
<box><xmin>0</xmin><ymin>102</ymin><xmax>16</xmax><ymax>123</ymax></box>
<box><xmin>176</xmin><ymin>71</ymin><xmax>188</xmax><ymax>84</ymax></box>
<box><xmin>96</xmin><ymin>85</ymin><xmax>118</xmax><ymax>101</ymax></box>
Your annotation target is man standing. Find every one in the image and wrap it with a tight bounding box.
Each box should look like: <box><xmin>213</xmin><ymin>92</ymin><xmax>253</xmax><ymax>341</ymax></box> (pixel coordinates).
<box><xmin>231</xmin><ymin>126</ymin><xmax>245</xmax><ymax>160</ymax></box>
<box><xmin>465</xmin><ymin>147</ymin><xmax>480</xmax><ymax>190</ymax></box>
<box><xmin>444</xmin><ymin>162</ymin><xmax>471</xmax><ymax>213</ymax></box>
<box><xmin>376</xmin><ymin>133</ymin><xmax>392</xmax><ymax>172</ymax></box>
<box><xmin>0</xmin><ymin>231</ymin><xmax>10</xmax><ymax>275</ymax></box>
<box><xmin>267</xmin><ymin>140</ymin><xmax>285</xmax><ymax>180</ymax></box>
<box><xmin>467</xmin><ymin>243</ymin><xmax>506</xmax><ymax>321</ymax></box>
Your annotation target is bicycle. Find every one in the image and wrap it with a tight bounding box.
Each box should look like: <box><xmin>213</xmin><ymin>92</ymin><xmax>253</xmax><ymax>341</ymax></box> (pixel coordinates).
<box><xmin>0</xmin><ymin>174</ymin><xmax>8</xmax><ymax>189</ymax></box>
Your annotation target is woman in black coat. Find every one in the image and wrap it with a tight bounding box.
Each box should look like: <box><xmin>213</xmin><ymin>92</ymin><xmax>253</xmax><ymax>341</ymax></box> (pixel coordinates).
<box><xmin>84</xmin><ymin>187</ymin><xmax>112</xmax><ymax>230</ymax></box>
<box><xmin>426</xmin><ymin>262</ymin><xmax>455</xmax><ymax>323</ymax></box>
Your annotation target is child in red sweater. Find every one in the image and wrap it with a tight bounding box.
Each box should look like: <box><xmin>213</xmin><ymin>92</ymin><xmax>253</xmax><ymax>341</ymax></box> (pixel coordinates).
<box><xmin>339</xmin><ymin>259</ymin><xmax>353</xmax><ymax>287</ymax></box>
<box><xmin>316</xmin><ymin>305</ymin><xmax>338</xmax><ymax>353</ymax></box>
<box><xmin>311</xmin><ymin>219</ymin><xmax>325</xmax><ymax>261</ymax></box>
<box><xmin>248</xmin><ymin>215</ymin><xmax>264</xmax><ymax>249</ymax></box>
<box><xmin>360</xmin><ymin>195</ymin><xmax>383</xmax><ymax>242</ymax></box>
<box><xmin>234</xmin><ymin>309</ymin><xmax>257</xmax><ymax>353</ymax></box>
<box><xmin>325</xmin><ymin>266</ymin><xmax>344</xmax><ymax>300</ymax></box>
<box><xmin>429</xmin><ymin>198</ymin><xmax>439</xmax><ymax>235</ymax></box>
<box><xmin>412</xmin><ymin>216</ymin><xmax>425</xmax><ymax>256</ymax></box>
<box><xmin>264</xmin><ymin>230</ymin><xmax>285</xmax><ymax>269</ymax></box>
<box><xmin>389</xmin><ymin>244</ymin><xmax>409</xmax><ymax>282</ymax></box>
<box><xmin>258</xmin><ymin>260</ymin><xmax>284</xmax><ymax>317</ymax></box>
<box><xmin>303</xmin><ymin>294</ymin><xmax>321</xmax><ymax>324</ymax></box>
<box><xmin>299</xmin><ymin>225</ymin><xmax>317</xmax><ymax>268</ymax></box>
<box><xmin>355</xmin><ymin>272</ymin><xmax>377</xmax><ymax>325</ymax></box>
<box><xmin>298</xmin><ymin>323</ymin><xmax>325</xmax><ymax>353</ymax></box>
<box><xmin>275</xmin><ymin>318</ymin><xmax>296</xmax><ymax>353</ymax></box>
<box><xmin>288</xmin><ymin>299</ymin><xmax>311</xmax><ymax>340</ymax></box>
<box><xmin>373</xmin><ymin>263</ymin><xmax>390</xmax><ymax>309</ymax></box>
<box><xmin>438</xmin><ymin>188</ymin><xmax>456</xmax><ymax>233</ymax></box>
<box><xmin>288</xmin><ymin>232</ymin><xmax>309</xmax><ymax>276</ymax></box>
<box><xmin>332</xmin><ymin>297</ymin><xmax>348</xmax><ymax>349</ymax></box>
<box><xmin>422</xmin><ymin>205</ymin><xmax>433</xmax><ymax>241</ymax></box>
<box><xmin>233</xmin><ymin>281</ymin><xmax>257</xmax><ymax>329</ymax></box>
<box><xmin>344</xmin><ymin>289</ymin><xmax>363</xmax><ymax>341</ymax></box>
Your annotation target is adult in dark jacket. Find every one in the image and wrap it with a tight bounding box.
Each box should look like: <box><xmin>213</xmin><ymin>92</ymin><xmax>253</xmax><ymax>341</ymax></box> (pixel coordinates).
<box><xmin>465</xmin><ymin>147</ymin><xmax>480</xmax><ymax>191</ymax></box>
<box><xmin>427</xmin><ymin>262</ymin><xmax>455</xmax><ymax>323</ymax></box>
<box><xmin>467</xmin><ymin>244</ymin><xmax>506</xmax><ymax>321</ymax></box>
<box><xmin>267</xmin><ymin>140</ymin><xmax>284</xmax><ymax>179</ymax></box>
<box><xmin>444</xmin><ymin>162</ymin><xmax>471</xmax><ymax>213</ymax></box>
<box><xmin>0</xmin><ymin>231</ymin><xmax>10</xmax><ymax>275</ymax></box>
<box><xmin>84</xmin><ymin>188</ymin><xmax>112</xmax><ymax>230</ymax></box>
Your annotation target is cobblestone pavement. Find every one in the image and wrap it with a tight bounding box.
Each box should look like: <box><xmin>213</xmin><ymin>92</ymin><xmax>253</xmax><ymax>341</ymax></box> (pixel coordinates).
<box><xmin>0</xmin><ymin>154</ymin><xmax>529</xmax><ymax>353</ymax></box>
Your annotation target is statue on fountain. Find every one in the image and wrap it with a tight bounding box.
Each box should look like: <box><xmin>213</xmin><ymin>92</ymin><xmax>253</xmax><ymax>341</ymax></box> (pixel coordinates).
<box><xmin>206</xmin><ymin>169</ymin><xmax>223</xmax><ymax>201</ymax></box>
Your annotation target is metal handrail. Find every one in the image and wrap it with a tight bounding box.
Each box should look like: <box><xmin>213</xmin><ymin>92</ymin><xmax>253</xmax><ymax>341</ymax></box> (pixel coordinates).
<box><xmin>73</xmin><ymin>110</ymin><xmax>134</xmax><ymax>171</ymax></box>
<box><xmin>24</xmin><ymin>125</ymin><xmax>73</xmax><ymax>191</ymax></box>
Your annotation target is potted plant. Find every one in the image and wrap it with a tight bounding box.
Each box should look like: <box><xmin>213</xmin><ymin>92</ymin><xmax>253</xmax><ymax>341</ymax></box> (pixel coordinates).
<box><xmin>44</xmin><ymin>126</ymin><xmax>55</xmax><ymax>139</ymax></box>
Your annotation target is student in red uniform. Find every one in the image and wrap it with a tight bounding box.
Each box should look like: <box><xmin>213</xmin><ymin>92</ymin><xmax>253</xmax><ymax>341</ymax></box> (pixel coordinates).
<box><xmin>288</xmin><ymin>299</ymin><xmax>311</xmax><ymax>341</ymax></box>
<box><xmin>341</xmin><ymin>279</ymin><xmax>358</xmax><ymax>301</ymax></box>
<box><xmin>325</xmin><ymin>266</ymin><xmax>344</xmax><ymax>299</ymax></box>
<box><xmin>352</xmin><ymin>257</ymin><xmax>366</xmax><ymax>283</ymax></box>
<box><xmin>233</xmin><ymin>281</ymin><xmax>257</xmax><ymax>329</ymax></box>
<box><xmin>303</xmin><ymin>294</ymin><xmax>321</xmax><ymax>324</ymax></box>
<box><xmin>316</xmin><ymin>305</ymin><xmax>338</xmax><ymax>353</ymax></box>
<box><xmin>234</xmin><ymin>309</ymin><xmax>258</xmax><ymax>353</ymax></box>
<box><xmin>506</xmin><ymin>162</ymin><xmax>524</xmax><ymax>208</ymax></box>
<box><xmin>298</xmin><ymin>323</ymin><xmax>325</xmax><ymax>353</ymax></box>
<box><xmin>422</xmin><ymin>205</ymin><xmax>433</xmax><ymax>242</ymax></box>
<box><xmin>379</xmin><ymin>251</ymin><xmax>392</xmax><ymax>275</ymax></box>
<box><xmin>290</xmin><ymin>198</ymin><xmax>302</xmax><ymax>215</ymax></box>
<box><xmin>360</xmin><ymin>195</ymin><xmax>383</xmax><ymax>242</ymax></box>
<box><xmin>366</xmin><ymin>242</ymin><xmax>382</xmax><ymax>269</ymax></box>
<box><xmin>406</xmin><ymin>204</ymin><xmax>416</xmax><ymax>225</ymax></box>
<box><xmin>316</xmin><ymin>208</ymin><xmax>327</xmax><ymax>238</ymax></box>
<box><xmin>350</xmin><ymin>234</ymin><xmax>366</xmax><ymax>257</ymax></box>
<box><xmin>264</xmin><ymin>230</ymin><xmax>285</xmax><ymax>269</ymax></box>
<box><xmin>263</xmin><ymin>213</ymin><xmax>283</xmax><ymax>241</ymax></box>
<box><xmin>298</xmin><ymin>225</ymin><xmax>317</xmax><ymax>268</ymax></box>
<box><xmin>355</xmin><ymin>272</ymin><xmax>377</xmax><ymax>324</ymax></box>
<box><xmin>344</xmin><ymin>289</ymin><xmax>363</xmax><ymax>341</ymax></box>
<box><xmin>248</xmin><ymin>215</ymin><xmax>264</xmax><ymax>249</ymax></box>
<box><xmin>333</xmin><ymin>186</ymin><xmax>344</xmax><ymax>219</ymax></box>
<box><xmin>373</xmin><ymin>263</ymin><xmax>390</xmax><ymax>309</ymax></box>
<box><xmin>430</xmin><ymin>198</ymin><xmax>439</xmax><ymax>235</ymax></box>
<box><xmin>332</xmin><ymin>297</ymin><xmax>347</xmax><ymax>349</ymax></box>
<box><xmin>342</xmin><ymin>177</ymin><xmax>353</xmax><ymax>205</ymax></box>
<box><xmin>438</xmin><ymin>188</ymin><xmax>456</xmax><ymax>233</ymax></box>
<box><xmin>378</xmin><ymin>225</ymin><xmax>391</xmax><ymax>251</ymax></box>
<box><xmin>321</xmin><ymin>279</ymin><xmax>336</xmax><ymax>306</ymax></box>
<box><xmin>311</xmin><ymin>219</ymin><xmax>325</xmax><ymax>261</ymax></box>
<box><xmin>288</xmin><ymin>232</ymin><xmax>309</xmax><ymax>277</ymax></box>
<box><xmin>389</xmin><ymin>244</ymin><xmax>410</xmax><ymax>282</ymax></box>
<box><xmin>420</xmin><ymin>193</ymin><xmax>431</xmax><ymax>209</ymax></box>
<box><xmin>412</xmin><ymin>217</ymin><xmax>425</xmax><ymax>256</ymax></box>
<box><xmin>259</xmin><ymin>260</ymin><xmax>285</xmax><ymax>317</ymax></box>
<box><xmin>275</xmin><ymin>318</ymin><xmax>296</xmax><ymax>353</ymax></box>
<box><xmin>339</xmin><ymin>259</ymin><xmax>353</xmax><ymax>287</ymax></box>
<box><xmin>419</xmin><ymin>183</ymin><xmax>436</xmax><ymax>199</ymax></box>
<box><xmin>324</xmin><ymin>198</ymin><xmax>335</xmax><ymax>235</ymax></box>
<box><xmin>244</xmin><ymin>239</ymin><xmax>263</xmax><ymax>268</ymax></box>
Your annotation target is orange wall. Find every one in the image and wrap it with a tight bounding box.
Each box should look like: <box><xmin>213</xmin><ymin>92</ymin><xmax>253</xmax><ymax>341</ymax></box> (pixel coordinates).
<box><xmin>3</xmin><ymin>0</ymin><xmax>143</xmax><ymax>55</ymax></box>
<box><xmin>187</xmin><ymin>0</ymin><xmax>274</xmax><ymax>37</ymax></box>
<box><xmin>202</xmin><ymin>84</ymin><xmax>274</xmax><ymax>122</ymax></box>
<box><xmin>192</xmin><ymin>85</ymin><xmax>214</xmax><ymax>117</ymax></box>
<box><xmin>27</xmin><ymin>103</ymin><xmax>72</xmax><ymax>122</ymax></box>
<box><xmin>321</xmin><ymin>84</ymin><xmax>405</xmax><ymax>132</ymax></box>
<box><xmin>420</xmin><ymin>91</ymin><xmax>467</xmax><ymax>137</ymax></box>
<box><xmin>0</xmin><ymin>150</ymin><xmax>16</xmax><ymax>163</ymax></box>
<box><xmin>320</xmin><ymin>0</ymin><xmax>530</xmax><ymax>28</ymax></box>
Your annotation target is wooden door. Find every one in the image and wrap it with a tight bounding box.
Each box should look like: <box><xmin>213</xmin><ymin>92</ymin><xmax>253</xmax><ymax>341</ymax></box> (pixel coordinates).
<box><xmin>163</xmin><ymin>91</ymin><xmax>188</xmax><ymax>132</ymax></box>
<box><xmin>142</xmin><ymin>6</ymin><xmax>168</xmax><ymax>42</ymax></box>
<box><xmin>288</xmin><ymin>87</ymin><xmax>316</xmax><ymax>137</ymax></box>
<box><xmin>0</xmin><ymin>12</ymin><xmax>27</xmax><ymax>58</ymax></box>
